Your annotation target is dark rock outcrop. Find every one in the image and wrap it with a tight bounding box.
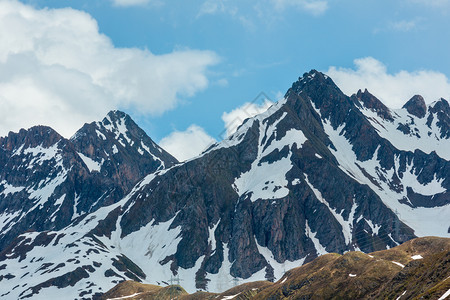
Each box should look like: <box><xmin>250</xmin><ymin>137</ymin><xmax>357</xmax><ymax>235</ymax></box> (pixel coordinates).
<box><xmin>403</xmin><ymin>95</ymin><xmax>427</xmax><ymax>118</ymax></box>
<box><xmin>427</xmin><ymin>98</ymin><xmax>450</xmax><ymax>138</ymax></box>
<box><xmin>352</xmin><ymin>89</ymin><xmax>394</xmax><ymax>121</ymax></box>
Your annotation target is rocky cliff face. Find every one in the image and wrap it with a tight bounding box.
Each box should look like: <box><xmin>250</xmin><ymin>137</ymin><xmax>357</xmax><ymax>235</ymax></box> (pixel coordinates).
<box><xmin>0</xmin><ymin>71</ymin><xmax>448</xmax><ymax>299</ymax></box>
<box><xmin>0</xmin><ymin>111</ymin><xmax>177</xmax><ymax>250</ymax></box>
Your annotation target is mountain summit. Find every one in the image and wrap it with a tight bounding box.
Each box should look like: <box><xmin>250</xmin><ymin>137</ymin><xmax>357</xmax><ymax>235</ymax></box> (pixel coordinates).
<box><xmin>0</xmin><ymin>110</ymin><xmax>177</xmax><ymax>250</ymax></box>
<box><xmin>0</xmin><ymin>71</ymin><xmax>448</xmax><ymax>299</ymax></box>
<box><xmin>402</xmin><ymin>95</ymin><xmax>427</xmax><ymax>118</ymax></box>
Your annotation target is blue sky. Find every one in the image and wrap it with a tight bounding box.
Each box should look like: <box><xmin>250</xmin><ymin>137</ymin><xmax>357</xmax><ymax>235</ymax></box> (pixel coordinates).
<box><xmin>1</xmin><ymin>0</ymin><xmax>450</xmax><ymax>160</ymax></box>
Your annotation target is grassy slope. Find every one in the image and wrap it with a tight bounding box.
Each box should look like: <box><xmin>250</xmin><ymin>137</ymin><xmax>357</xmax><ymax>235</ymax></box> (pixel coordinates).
<box><xmin>100</xmin><ymin>237</ymin><xmax>450</xmax><ymax>300</ymax></box>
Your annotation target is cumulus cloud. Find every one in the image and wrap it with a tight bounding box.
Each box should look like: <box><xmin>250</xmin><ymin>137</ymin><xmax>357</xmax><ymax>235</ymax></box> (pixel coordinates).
<box><xmin>0</xmin><ymin>1</ymin><xmax>219</xmax><ymax>137</ymax></box>
<box><xmin>159</xmin><ymin>125</ymin><xmax>217</xmax><ymax>161</ymax></box>
<box><xmin>222</xmin><ymin>99</ymin><xmax>273</xmax><ymax>137</ymax></box>
<box><xmin>271</xmin><ymin>0</ymin><xmax>328</xmax><ymax>16</ymax></box>
<box><xmin>326</xmin><ymin>57</ymin><xmax>450</xmax><ymax>108</ymax></box>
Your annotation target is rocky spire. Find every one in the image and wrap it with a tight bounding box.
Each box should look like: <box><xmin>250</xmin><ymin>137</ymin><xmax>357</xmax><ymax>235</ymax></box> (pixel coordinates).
<box><xmin>403</xmin><ymin>95</ymin><xmax>427</xmax><ymax>118</ymax></box>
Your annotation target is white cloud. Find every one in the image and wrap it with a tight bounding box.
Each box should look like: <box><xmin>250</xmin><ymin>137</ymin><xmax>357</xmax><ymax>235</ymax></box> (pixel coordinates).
<box><xmin>111</xmin><ymin>0</ymin><xmax>158</xmax><ymax>7</ymax></box>
<box><xmin>0</xmin><ymin>1</ymin><xmax>219</xmax><ymax>137</ymax></box>
<box><xmin>160</xmin><ymin>99</ymin><xmax>274</xmax><ymax>161</ymax></box>
<box><xmin>326</xmin><ymin>57</ymin><xmax>450</xmax><ymax>108</ymax></box>
<box><xmin>271</xmin><ymin>0</ymin><xmax>328</xmax><ymax>16</ymax></box>
<box><xmin>159</xmin><ymin>125</ymin><xmax>217</xmax><ymax>161</ymax></box>
<box><xmin>222</xmin><ymin>99</ymin><xmax>273</xmax><ymax>137</ymax></box>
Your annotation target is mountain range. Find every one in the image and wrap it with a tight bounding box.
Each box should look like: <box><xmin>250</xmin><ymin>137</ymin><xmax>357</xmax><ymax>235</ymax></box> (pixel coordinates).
<box><xmin>0</xmin><ymin>70</ymin><xmax>448</xmax><ymax>299</ymax></box>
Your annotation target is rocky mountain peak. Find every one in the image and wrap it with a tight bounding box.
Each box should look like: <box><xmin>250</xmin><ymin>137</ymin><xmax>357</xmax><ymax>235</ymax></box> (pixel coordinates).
<box><xmin>102</xmin><ymin>110</ymin><xmax>132</xmax><ymax>130</ymax></box>
<box><xmin>352</xmin><ymin>89</ymin><xmax>394</xmax><ymax>121</ymax></box>
<box><xmin>290</xmin><ymin>70</ymin><xmax>334</xmax><ymax>95</ymax></box>
<box><xmin>71</xmin><ymin>110</ymin><xmax>177</xmax><ymax>185</ymax></box>
<box><xmin>106</xmin><ymin>109</ymin><xmax>129</xmax><ymax>121</ymax></box>
<box><xmin>427</xmin><ymin>98</ymin><xmax>450</xmax><ymax>139</ymax></box>
<box><xmin>403</xmin><ymin>95</ymin><xmax>427</xmax><ymax>118</ymax></box>
<box><xmin>430</xmin><ymin>98</ymin><xmax>450</xmax><ymax>114</ymax></box>
<box><xmin>69</xmin><ymin>110</ymin><xmax>136</xmax><ymax>146</ymax></box>
<box><xmin>288</xmin><ymin>70</ymin><xmax>346</xmax><ymax>114</ymax></box>
<box><xmin>1</xmin><ymin>125</ymin><xmax>63</xmax><ymax>152</ymax></box>
<box><xmin>92</xmin><ymin>110</ymin><xmax>167</xmax><ymax>154</ymax></box>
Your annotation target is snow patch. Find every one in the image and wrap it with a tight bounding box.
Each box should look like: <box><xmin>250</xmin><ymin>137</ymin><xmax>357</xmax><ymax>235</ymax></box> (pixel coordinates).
<box><xmin>392</xmin><ymin>261</ymin><xmax>405</xmax><ymax>268</ymax></box>
<box><xmin>364</xmin><ymin>218</ymin><xmax>381</xmax><ymax>235</ymax></box>
<box><xmin>206</xmin><ymin>243</ymin><xmax>234</xmax><ymax>292</ymax></box>
<box><xmin>304</xmin><ymin>174</ymin><xmax>354</xmax><ymax>245</ymax></box>
<box><xmin>53</xmin><ymin>194</ymin><xmax>65</xmax><ymax>207</ymax></box>
<box><xmin>222</xmin><ymin>293</ymin><xmax>241</xmax><ymax>299</ymax></box>
<box><xmin>291</xmin><ymin>178</ymin><xmax>301</xmax><ymax>185</ymax></box>
<box><xmin>234</xmin><ymin>153</ymin><xmax>292</xmax><ymax>201</ymax></box>
<box><xmin>208</xmin><ymin>220</ymin><xmax>220</xmax><ymax>253</ymax></box>
<box><xmin>106</xmin><ymin>292</ymin><xmax>142</xmax><ymax>300</ymax></box>
<box><xmin>0</xmin><ymin>180</ymin><xmax>25</xmax><ymax>196</ymax></box>
<box><xmin>233</xmin><ymin>109</ymin><xmax>307</xmax><ymax>202</ymax></box>
<box><xmin>96</xmin><ymin>130</ymin><xmax>106</xmax><ymax>140</ymax></box>
<box><xmin>438</xmin><ymin>288</ymin><xmax>450</xmax><ymax>300</ymax></box>
<box><xmin>396</xmin><ymin>290</ymin><xmax>407</xmax><ymax>300</ymax></box>
<box><xmin>78</xmin><ymin>153</ymin><xmax>103</xmax><ymax>172</ymax></box>
<box><xmin>72</xmin><ymin>193</ymin><xmax>81</xmax><ymax>220</ymax></box>
<box><xmin>23</xmin><ymin>143</ymin><xmax>60</xmax><ymax>167</ymax></box>
<box><xmin>112</xmin><ymin>144</ymin><xmax>119</xmax><ymax>154</ymax></box>
<box><xmin>0</xmin><ymin>210</ymin><xmax>21</xmax><ymax>234</ymax></box>
<box><xmin>255</xmin><ymin>238</ymin><xmax>306</xmax><ymax>283</ymax></box>
<box><xmin>305</xmin><ymin>220</ymin><xmax>328</xmax><ymax>255</ymax></box>
<box><xmin>28</xmin><ymin>167</ymin><xmax>69</xmax><ymax>211</ymax></box>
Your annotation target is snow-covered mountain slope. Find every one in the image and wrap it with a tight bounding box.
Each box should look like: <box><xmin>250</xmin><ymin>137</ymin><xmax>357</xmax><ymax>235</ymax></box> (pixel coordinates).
<box><xmin>0</xmin><ymin>111</ymin><xmax>177</xmax><ymax>250</ymax></box>
<box><xmin>352</xmin><ymin>90</ymin><xmax>449</xmax><ymax>160</ymax></box>
<box><xmin>292</xmin><ymin>74</ymin><xmax>450</xmax><ymax>236</ymax></box>
<box><xmin>0</xmin><ymin>70</ymin><xmax>448</xmax><ymax>299</ymax></box>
